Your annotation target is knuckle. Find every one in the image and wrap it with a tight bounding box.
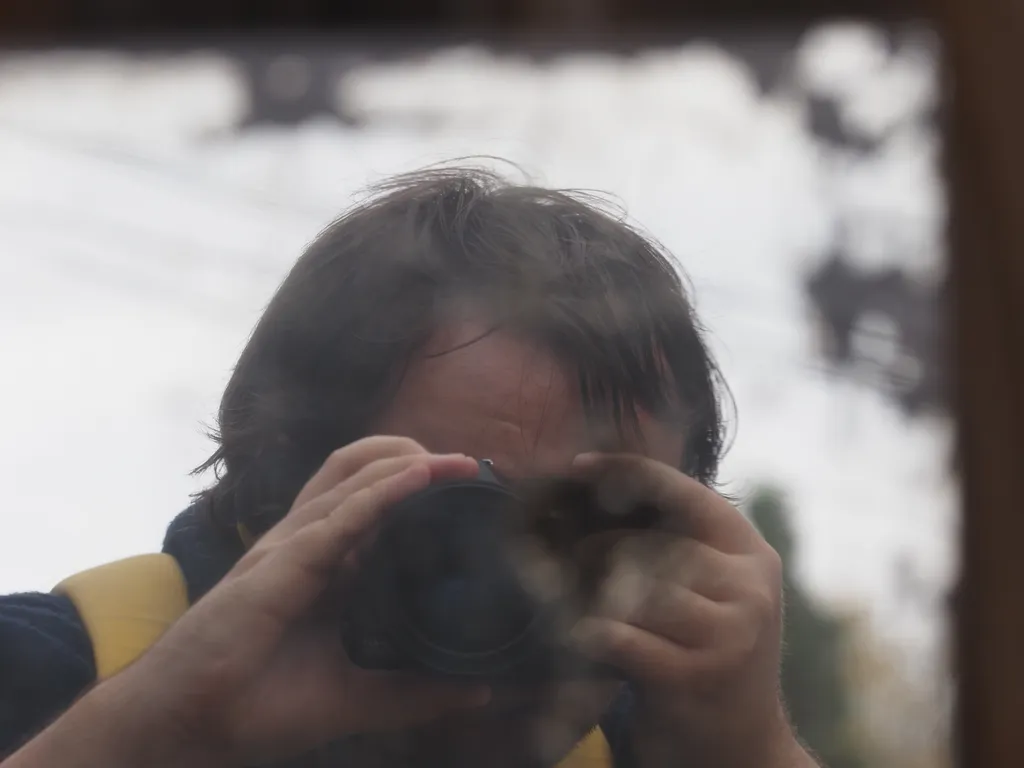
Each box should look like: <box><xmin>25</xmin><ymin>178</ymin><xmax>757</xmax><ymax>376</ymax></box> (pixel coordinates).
<box><xmin>604</xmin><ymin>625</ymin><xmax>640</xmax><ymax>658</ymax></box>
<box><xmin>369</xmin><ymin>453</ymin><xmax>430</xmax><ymax>484</ymax></box>
<box><xmin>747</xmin><ymin>581</ymin><xmax>781</xmax><ymax>622</ymax></box>
<box><xmin>325</xmin><ymin>444</ymin><xmax>354</xmax><ymax>468</ymax></box>
<box><xmin>611</xmin><ymin>453</ymin><xmax>648</xmax><ymax>474</ymax></box>
<box><xmin>347</xmin><ymin>483</ymin><xmax>378</xmax><ymax>509</ymax></box>
<box><xmin>672</xmin><ymin>537</ymin><xmax>703</xmax><ymax>567</ymax></box>
<box><xmin>758</xmin><ymin>548</ymin><xmax>784</xmax><ymax>595</ymax></box>
<box><xmin>762</xmin><ymin>543</ymin><xmax>783</xmax><ymax>576</ymax></box>
<box><xmin>399</xmin><ymin>452</ymin><xmax>433</xmax><ymax>470</ymax></box>
<box><xmin>371</xmin><ymin>435</ymin><xmax>425</xmax><ymax>456</ymax></box>
<box><xmin>732</xmin><ymin>617</ymin><xmax>763</xmax><ymax>658</ymax></box>
<box><xmin>352</xmin><ymin>472</ymin><xmax>401</xmax><ymax>509</ymax></box>
<box><xmin>706</xmin><ymin>611</ymin><xmax>760</xmax><ymax>666</ymax></box>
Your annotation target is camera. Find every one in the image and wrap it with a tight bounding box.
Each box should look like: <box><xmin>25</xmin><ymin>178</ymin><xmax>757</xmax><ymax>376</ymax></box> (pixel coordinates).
<box><xmin>339</xmin><ymin>459</ymin><xmax>661</xmax><ymax>683</ymax></box>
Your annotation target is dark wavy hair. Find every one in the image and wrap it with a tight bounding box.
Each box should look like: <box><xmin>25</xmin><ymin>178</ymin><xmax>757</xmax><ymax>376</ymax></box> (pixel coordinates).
<box><xmin>196</xmin><ymin>165</ymin><xmax>731</xmax><ymax>539</ymax></box>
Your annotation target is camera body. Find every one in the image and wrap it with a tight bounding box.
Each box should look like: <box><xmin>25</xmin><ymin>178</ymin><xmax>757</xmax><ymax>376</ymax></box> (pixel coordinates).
<box><xmin>339</xmin><ymin>460</ymin><xmax>660</xmax><ymax>683</ymax></box>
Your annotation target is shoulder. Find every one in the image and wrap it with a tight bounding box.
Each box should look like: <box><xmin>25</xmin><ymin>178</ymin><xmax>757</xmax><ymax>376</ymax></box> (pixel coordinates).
<box><xmin>0</xmin><ymin>592</ymin><xmax>95</xmax><ymax>757</ymax></box>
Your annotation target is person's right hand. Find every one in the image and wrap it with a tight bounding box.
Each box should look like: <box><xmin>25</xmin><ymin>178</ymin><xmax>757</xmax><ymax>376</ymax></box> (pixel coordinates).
<box><xmin>100</xmin><ymin>437</ymin><xmax>491</xmax><ymax>766</ymax></box>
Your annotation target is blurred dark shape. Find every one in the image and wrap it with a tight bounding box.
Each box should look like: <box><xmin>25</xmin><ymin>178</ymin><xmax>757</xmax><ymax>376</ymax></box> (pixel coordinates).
<box><xmin>749</xmin><ymin>487</ymin><xmax>866</xmax><ymax>768</ymax></box>
<box><xmin>806</xmin><ymin>93</ymin><xmax>884</xmax><ymax>155</ymax></box>
<box><xmin>237</xmin><ymin>51</ymin><xmax>361</xmax><ymax>128</ymax></box>
<box><xmin>804</xmin><ymin>246</ymin><xmax>946</xmax><ymax>416</ymax></box>
<box><xmin>0</xmin><ymin>1</ymin><xmax>921</xmax><ymax>43</ymax></box>
<box><xmin>726</xmin><ymin>29</ymin><xmax>805</xmax><ymax>94</ymax></box>
<box><xmin>793</xmin><ymin>25</ymin><xmax>944</xmax><ymax>417</ymax></box>
<box><xmin>796</xmin><ymin>31</ymin><xmax>938</xmax><ymax>156</ymax></box>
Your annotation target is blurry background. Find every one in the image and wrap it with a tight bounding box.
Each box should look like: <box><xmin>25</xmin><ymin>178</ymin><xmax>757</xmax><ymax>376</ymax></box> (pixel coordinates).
<box><xmin>0</xmin><ymin>17</ymin><xmax>952</xmax><ymax>768</ymax></box>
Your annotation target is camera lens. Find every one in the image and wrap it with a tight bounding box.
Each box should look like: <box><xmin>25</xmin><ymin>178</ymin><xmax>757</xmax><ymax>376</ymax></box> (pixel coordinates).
<box><xmin>411</xmin><ymin>570</ymin><xmax>534</xmax><ymax>654</ymax></box>
<box><xmin>389</xmin><ymin>485</ymin><xmax>538</xmax><ymax>657</ymax></box>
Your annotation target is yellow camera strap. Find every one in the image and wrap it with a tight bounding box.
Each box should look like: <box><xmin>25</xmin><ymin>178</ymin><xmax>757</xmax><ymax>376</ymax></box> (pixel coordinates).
<box><xmin>557</xmin><ymin>727</ymin><xmax>614</xmax><ymax>768</ymax></box>
<box><xmin>53</xmin><ymin>554</ymin><xmax>190</xmax><ymax>681</ymax></box>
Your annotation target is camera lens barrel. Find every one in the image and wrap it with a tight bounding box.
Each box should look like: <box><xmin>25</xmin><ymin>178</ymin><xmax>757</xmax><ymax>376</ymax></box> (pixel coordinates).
<box><xmin>340</xmin><ymin>460</ymin><xmax>624</xmax><ymax>681</ymax></box>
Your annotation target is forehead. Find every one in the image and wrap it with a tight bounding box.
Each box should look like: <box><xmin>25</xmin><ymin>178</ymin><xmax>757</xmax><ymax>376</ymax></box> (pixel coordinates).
<box><xmin>373</xmin><ymin>322</ymin><xmax>684</xmax><ymax>477</ymax></box>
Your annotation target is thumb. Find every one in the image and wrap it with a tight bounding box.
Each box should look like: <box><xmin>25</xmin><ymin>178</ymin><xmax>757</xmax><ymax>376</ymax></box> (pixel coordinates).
<box><xmin>351</xmin><ymin>673</ymin><xmax>492</xmax><ymax>731</ymax></box>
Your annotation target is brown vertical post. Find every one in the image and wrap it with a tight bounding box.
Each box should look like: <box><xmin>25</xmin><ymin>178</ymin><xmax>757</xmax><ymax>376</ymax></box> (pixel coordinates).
<box><xmin>934</xmin><ymin>0</ymin><xmax>1024</xmax><ymax>765</ymax></box>
<box><xmin>0</xmin><ymin>0</ymin><xmax>71</xmax><ymax>36</ymax></box>
<box><xmin>517</xmin><ymin>0</ymin><xmax>613</xmax><ymax>32</ymax></box>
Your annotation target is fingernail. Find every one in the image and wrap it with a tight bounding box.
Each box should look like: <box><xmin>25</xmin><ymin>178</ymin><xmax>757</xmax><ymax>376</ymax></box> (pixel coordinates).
<box><xmin>572</xmin><ymin>452</ymin><xmax>602</xmax><ymax>467</ymax></box>
<box><xmin>570</xmin><ymin>618</ymin><xmax>609</xmax><ymax>653</ymax></box>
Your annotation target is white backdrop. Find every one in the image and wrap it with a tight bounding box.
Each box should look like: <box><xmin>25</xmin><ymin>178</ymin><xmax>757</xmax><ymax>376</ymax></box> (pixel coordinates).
<box><xmin>0</xmin><ymin>24</ymin><xmax>954</xmax><ymax>664</ymax></box>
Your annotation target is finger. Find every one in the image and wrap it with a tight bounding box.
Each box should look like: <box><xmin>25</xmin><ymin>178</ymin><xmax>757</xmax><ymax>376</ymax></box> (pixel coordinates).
<box><xmin>594</xmin><ymin>541</ymin><xmax>733</xmax><ymax>645</ymax></box>
<box><xmin>586</xmin><ymin>532</ymin><xmax>745</xmax><ymax>602</ymax></box>
<box><xmin>265</xmin><ymin>437</ymin><xmax>428</xmax><ymax>544</ymax></box>
<box><xmin>615</xmin><ymin>582</ymin><xmax>728</xmax><ymax>649</ymax></box>
<box><xmin>238</xmin><ymin>463</ymin><xmax>439</xmax><ymax>625</ymax></box>
<box><xmin>258</xmin><ymin>451</ymin><xmax>479</xmax><ymax>548</ymax></box>
<box><xmin>631</xmin><ymin>536</ymin><xmax>749</xmax><ymax>601</ymax></box>
<box><xmin>293</xmin><ymin>436</ymin><xmax>428</xmax><ymax>510</ymax></box>
<box><xmin>241</xmin><ymin>437</ymin><xmax>429</xmax><ymax>554</ymax></box>
<box><xmin>322</xmin><ymin>451</ymin><xmax>477</xmax><ymax>575</ymax></box>
<box><xmin>571</xmin><ymin>616</ymin><xmax>724</xmax><ymax>684</ymax></box>
<box><xmin>570</xmin><ymin>453</ymin><xmax>760</xmax><ymax>553</ymax></box>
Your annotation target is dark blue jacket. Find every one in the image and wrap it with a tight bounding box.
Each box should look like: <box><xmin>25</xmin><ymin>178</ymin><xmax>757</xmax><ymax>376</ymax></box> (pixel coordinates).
<box><xmin>0</xmin><ymin>505</ymin><xmax>638</xmax><ymax>765</ymax></box>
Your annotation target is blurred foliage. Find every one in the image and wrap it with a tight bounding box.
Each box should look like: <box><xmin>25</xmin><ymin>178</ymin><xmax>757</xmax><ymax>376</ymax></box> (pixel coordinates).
<box><xmin>749</xmin><ymin>486</ymin><xmax>866</xmax><ymax>768</ymax></box>
<box><xmin>749</xmin><ymin>485</ymin><xmax>953</xmax><ymax>768</ymax></box>
<box><xmin>840</xmin><ymin>609</ymin><xmax>954</xmax><ymax>768</ymax></box>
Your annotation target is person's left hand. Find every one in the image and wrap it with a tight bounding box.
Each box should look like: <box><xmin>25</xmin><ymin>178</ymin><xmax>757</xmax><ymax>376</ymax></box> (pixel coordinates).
<box><xmin>568</xmin><ymin>453</ymin><xmax>816</xmax><ymax>768</ymax></box>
